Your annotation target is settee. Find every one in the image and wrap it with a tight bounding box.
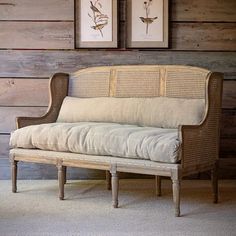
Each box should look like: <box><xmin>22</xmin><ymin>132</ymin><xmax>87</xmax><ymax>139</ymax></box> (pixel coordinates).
<box><xmin>9</xmin><ymin>65</ymin><xmax>223</xmax><ymax>216</ymax></box>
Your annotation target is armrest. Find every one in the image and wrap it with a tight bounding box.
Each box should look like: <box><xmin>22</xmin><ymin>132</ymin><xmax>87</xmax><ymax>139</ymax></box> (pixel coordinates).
<box><xmin>16</xmin><ymin>73</ymin><xmax>69</xmax><ymax>129</ymax></box>
<box><xmin>178</xmin><ymin>72</ymin><xmax>223</xmax><ymax>174</ymax></box>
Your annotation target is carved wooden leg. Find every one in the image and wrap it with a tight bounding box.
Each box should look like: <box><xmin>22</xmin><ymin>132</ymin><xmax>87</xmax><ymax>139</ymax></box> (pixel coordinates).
<box><xmin>11</xmin><ymin>160</ymin><xmax>18</xmax><ymax>193</ymax></box>
<box><xmin>106</xmin><ymin>170</ymin><xmax>111</xmax><ymax>190</ymax></box>
<box><xmin>211</xmin><ymin>162</ymin><xmax>218</xmax><ymax>203</ymax></box>
<box><xmin>155</xmin><ymin>176</ymin><xmax>162</xmax><ymax>196</ymax></box>
<box><xmin>58</xmin><ymin>165</ymin><xmax>64</xmax><ymax>200</ymax></box>
<box><xmin>110</xmin><ymin>171</ymin><xmax>119</xmax><ymax>208</ymax></box>
<box><xmin>63</xmin><ymin>166</ymin><xmax>67</xmax><ymax>184</ymax></box>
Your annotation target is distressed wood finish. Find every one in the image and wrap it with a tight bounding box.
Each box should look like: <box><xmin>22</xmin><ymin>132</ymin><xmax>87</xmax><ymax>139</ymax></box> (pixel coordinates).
<box><xmin>211</xmin><ymin>162</ymin><xmax>218</xmax><ymax>203</ymax></box>
<box><xmin>11</xmin><ymin>160</ymin><xmax>18</xmax><ymax>193</ymax></box>
<box><xmin>0</xmin><ymin>0</ymin><xmax>74</xmax><ymax>20</ymax></box>
<box><xmin>220</xmin><ymin>109</ymin><xmax>236</xmax><ymax>159</ymax></box>
<box><xmin>219</xmin><ymin>158</ymin><xmax>236</xmax><ymax>179</ymax></box>
<box><xmin>155</xmin><ymin>176</ymin><xmax>162</xmax><ymax>196</ymax></box>
<box><xmin>222</xmin><ymin>80</ymin><xmax>236</xmax><ymax>109</ymax></box>
<box><xmin>63</xmin><ymin>166</ymin><xmax>67</xmax><ymax>184</ymax></box>
<box><xmin>106</xmin><ymin>170</ymin><xmax>111</xmax><ymax>190</ymax></box>
<box><xmin>9</xmin><ymin>66</ymin><xmax>223</xmax><ymax>216</ymax></box>
<box><xmin>16</xmin><ymin>73</ymin><xmax>69</xmax><ymax>129</ymax></box>
<box><xmin>1</xmin><ymin>0</ymin><xmax>236</xmax><ymax>181</ymax></box>
<box><xmin>0</xmin><ymin>135</ymin><xmax>10</xmax><ymax>159</ymax></box>
<box><xmin>77</xmin><ymin>1</ymin><xmax>236</xmax><ymax>50</ymax></box>
<box><xmin>110</xmin><ymin>168</ymin><xmax>119</xmax><ymax>208</ymax></box>
<box><xmin>0</xmin><ymin>22</ymin><xmax>74</xmax><ymax>49</ymax></box>
<box><xmin>172</xmin><ymin>23</ymin><xmax>236</xmax><ymax>51</ymax></box>
<box><xmin>57</xmin><ymin>164</ymin><xmax>65</xmax><ymax>200</ymax></box>
<box><xmin>1</xmin><ymin>156</ymin><xmax>235</xmax><ymax>180</ymax></box>
<box><xmin>172</xmin><ymin>0</ymin><xmax>236</xmax><ymax>22</ymax></box>
<box><xmin>220</xmin><ymin>139</ymin><xmax>236</xmax><ymax>154</ymax></box>
<box><xmin>0</xmin><ymin>158</ymin><xmax>107</xmax><ymax>180</ymax></box>
<box><xmin>220</xmin><ymin>110</ymin><xmax>236</xmax><ymax>146</ymax></box>
<box><xmin>172</xmin><ymin>179</ymin><xmax>181</xmax><ymax>217</ymax></box>
<box><xmin>0</xmin><ymin>50</ymin><xmax>235</xmax><ymax>78</ymax></box>
<box><xmin>0</xmin><ymin>78</ymin><xmax>49</xmax><ymax>106</ymax></box>
<box><xmin>0</xmin><ymin>107</ymin><xmax>47</xmax><ymax>133</ymax></box>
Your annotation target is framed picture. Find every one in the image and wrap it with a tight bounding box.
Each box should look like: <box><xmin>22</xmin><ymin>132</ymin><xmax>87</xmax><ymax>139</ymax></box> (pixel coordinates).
<box><xmin>76</xmin><ymin>0</ymin><xmax>118</xmax><ymax>48</ymax></box>
<box><xmin>127</xmin><ymin>0</ymin><xmax>169</xmax><ymax>48</ymax></box>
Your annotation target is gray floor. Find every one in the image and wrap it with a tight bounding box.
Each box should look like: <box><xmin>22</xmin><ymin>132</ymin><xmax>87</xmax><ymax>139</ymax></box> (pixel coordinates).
<box><xmin>0</xmin><ymin>179</ymin><xmax>236</xmax><ymax>236</ymax></box>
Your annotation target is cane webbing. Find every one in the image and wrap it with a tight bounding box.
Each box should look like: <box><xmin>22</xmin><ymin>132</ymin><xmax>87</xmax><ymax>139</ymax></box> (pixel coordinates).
<box><xmin>115</xmin><ymin>67</ymin><xmax>160</xmax><ymax>97</ymax></box>
<box><xmin>69</xmin><ymin>66</ymin><xmax>209</xmax><ymax>99</ymax></box>
<box><xmin>69</xmin><ymin>68</ymin><xmax>110</xmax><ymax>97</ymax></box>
<box><xmin>165</xmin><ymin>68</ymin><xmax>209</xmax><ymax>99</ymax></box>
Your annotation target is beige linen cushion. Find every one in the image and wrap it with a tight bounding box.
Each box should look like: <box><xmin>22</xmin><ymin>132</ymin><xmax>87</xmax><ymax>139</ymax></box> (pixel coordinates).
<box><xmin>10</xmin><ymin>122</ymin><xmax>180</xmax><ymax>163</ymax></box>
<box><xmin>57</xmin><ymin>97</ymin><xmax>205</xmax><ymax>128</ymax></box>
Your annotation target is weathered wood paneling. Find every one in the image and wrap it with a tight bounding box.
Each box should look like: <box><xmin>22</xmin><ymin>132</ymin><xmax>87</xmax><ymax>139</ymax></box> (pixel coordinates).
<box><xmin>172</xmin><ymin>0</ymin><xmax>236</xmax><ymax>22</ymax></box>
<box><xmin>220</xmin><ymin>139</ymin><xmax>236</xmax><ymax>153</ymax></box>
<box><xmin>76</xmin><ymin>22</ymin><xmax>236</xmax><ymax>51</ymax></box>
<box><xmin>0</xmin><ymin>107</ymin><xmax>47</xmax><ymax>133</ymax></box>
<box><xmin>221</xmin><ymin>109</ymin><xmax>236</xmax><ymax>140</ymax></box>
<box><xmin>219</xmin><ymin>158</ymin><xmax>236</xmax><ymax>179</ymax></box>
<box><xmin>0</xmin><ymin>77</ymin><xmax>233</xmax><ymax>108</ymax></box>
<box><xmin>0</xmin><ymin>158</ymin><xmax>57</xmax><ymax>180</ymax></box>
<box><xmin>0</xmin><ymin>135</ymin><xmax>9</xmax><ymax>159</ymax></box>
<box><xmin>0</xmin><ymin>158</ymin><xmax>107</xmax><ymax>180</ymax></box>
<box><xmin>221</xmin><ymin>110</ymin><xmax>236</xmax><ymax>128</ymax></box>
<box><xmin>222</xmin><ymin>80</ymin><xmax>236</xmax><ymax>109</ymax></box>
<box><xmin>0</xmin><ymin>0</ymin><xmax>235</xmax><ymax>179</ymax></box>
<box><xmin>0</xmin><ymin>50</ymin><xmax>235</xmax><ymax>78</ymax></box>
<box><xmin>220</xmin><ymin>109</ymin><xmax>236</xmax><ymax>158</ymax></box>
<box><xmin>0</xmin><ymin>78</ymin><xmax>49</xmax><ymax>106</ymax></box>
<box><xmin>221</xmin><ymin>126</ymin><xmax>236</xmax><ymax>139</ymax></box>
<box><xmin>0</xmin><ymin>0</ymin><xmax>74</xmax><ymax>20</ymax></box>
<box><xmin>0</xmin><ymin>22</ymin><xmax>74</xmax><ymax>49</ymax></box>
<box><xmin>171</xmin><ymin>23</ymin><xmax>236</xmax><ymax>51</ymax></box>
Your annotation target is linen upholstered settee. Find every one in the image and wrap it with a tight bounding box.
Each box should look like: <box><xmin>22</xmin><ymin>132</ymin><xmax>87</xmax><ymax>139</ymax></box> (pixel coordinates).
<box><xmin>9</xmin><ymin>65</ymin><xmax>223</xmax><ymax>217</ymax></box>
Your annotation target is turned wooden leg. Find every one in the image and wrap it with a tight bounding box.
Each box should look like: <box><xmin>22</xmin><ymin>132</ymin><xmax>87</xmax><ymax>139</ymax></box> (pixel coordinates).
<box><xmin>211</xmin><ymin>162</ymin><xmax>218</xmax><ymax>204</ymax></box>
<box><xmin>171</xmin><ymin>170</ymin><xmax>181</xmax><ymax>217</ymax></box>
<box><xmin>11</xmin><ymin>160</ymin><xmax>18</xmax><ymax>193</ymax></box>
<box><xmin>58</xmin><ymin>165</ymin><xmax>64</xmax><ymax>200</ymax></box>
<box><xmin>172</xmin><ymin>179</ymin><xmax>181</xmax><ymax>217</ymax></box>
<box><xmin>155</xmin><ymin>176</ymin><xmax>162</xmax><ymax>196</ymax></box>
<box><xmin>63</xmin><ymin>166</ymin><xmax>67</xmax><ymax>184</ymax></box>
<box><xmin>106</xmin><ymin>170</ymin><xmax>111</xmax><ymax>190</ymax></box>
<box><xmin>110</xmin><ymin>171</ymin><xmax>119</xmax><ymax>208</ymax></box>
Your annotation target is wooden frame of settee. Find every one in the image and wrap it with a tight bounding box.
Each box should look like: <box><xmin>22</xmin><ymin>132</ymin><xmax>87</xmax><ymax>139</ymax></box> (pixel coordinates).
<box><xmin>10</xmin><ymin>66</ymin><xmax>223</xmax><ymax>217</ymax></box>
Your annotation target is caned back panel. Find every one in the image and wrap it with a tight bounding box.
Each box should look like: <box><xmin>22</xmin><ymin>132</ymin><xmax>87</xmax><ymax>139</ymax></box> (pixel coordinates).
<box><xmin>69</xmin><ymin>67</ymin><xmax>111</xmax><ymax>97</ymax></box>
<box><xmin>68</xmin><ymin>65</ymin><xmax>210</xmax><ymax>99</ymax></box>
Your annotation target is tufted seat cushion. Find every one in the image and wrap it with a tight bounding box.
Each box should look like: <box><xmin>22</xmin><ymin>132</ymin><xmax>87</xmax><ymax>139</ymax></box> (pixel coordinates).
<box><xmin>10</xmin><ymin>122</ymin><xmax>180</xmax><ymax>163</ymax></box>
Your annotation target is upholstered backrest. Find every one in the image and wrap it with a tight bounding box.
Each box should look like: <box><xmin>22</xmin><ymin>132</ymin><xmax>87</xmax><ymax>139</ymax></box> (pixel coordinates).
<box><xmin>68</xmin><ymin>65</ymin><xmax>210</xmax><ymax>99</ymax></box>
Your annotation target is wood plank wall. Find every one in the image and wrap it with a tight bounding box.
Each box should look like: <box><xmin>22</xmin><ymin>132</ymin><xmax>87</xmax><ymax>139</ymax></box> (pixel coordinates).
<box><xmin>0</xmin><ymin>0</ymin><xmax>235</xmax><ymax>179</ymax></box>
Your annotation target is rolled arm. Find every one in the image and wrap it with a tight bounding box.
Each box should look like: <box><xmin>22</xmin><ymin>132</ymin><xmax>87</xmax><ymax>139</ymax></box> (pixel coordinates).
<box><xmin>17</xmin><ymin>73</ymin><xmax>69</xmax><ymax>129</ymax></box>
<box><xmin>179</xmin><ymin>72</ymin><xmax>223</xmax><ymax>175</ymax></box>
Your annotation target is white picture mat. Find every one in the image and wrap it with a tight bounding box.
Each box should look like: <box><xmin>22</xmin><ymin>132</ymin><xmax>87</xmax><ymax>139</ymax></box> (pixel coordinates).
<box><xmin>80</xmin><ymin>0</ymin><xmax>113</xmax><ymax>42</ymax></box>
<box><xmin>131</xmin><ymin>0</ymin><xmax>164</xmax><ymax>42</ymax></box>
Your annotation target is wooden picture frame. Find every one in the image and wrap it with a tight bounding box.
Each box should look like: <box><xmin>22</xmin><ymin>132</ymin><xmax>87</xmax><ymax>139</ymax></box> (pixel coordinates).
<box><xmin>127</xmin><ymin>0</ymin><xmax>169</xmax><ymax>48</ymax></box>
<box><xmin>76</xmin><ymin>0</ymin><xmax>118</xmax><ymax>48</ymax></box>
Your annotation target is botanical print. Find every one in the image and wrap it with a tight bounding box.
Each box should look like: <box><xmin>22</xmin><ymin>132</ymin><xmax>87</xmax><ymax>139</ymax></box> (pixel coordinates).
<box><xmin>80</xmin><ymin>0</ymin><xmax>112</xmax><ymax>42</ymax></box>
<box><xmin>131</xmin><ymin>0</ymin><xmax>164</xmax><ymax>42</ymax></box>
<box><xmin>140</xmin><ymin>0</ymin><xmax>158</xmax><ymax>35</ymax></box>
<box><xmin>88</xmin><ymin>0</ymin><xmax>109</xmax><ymax>38</ymax></box>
